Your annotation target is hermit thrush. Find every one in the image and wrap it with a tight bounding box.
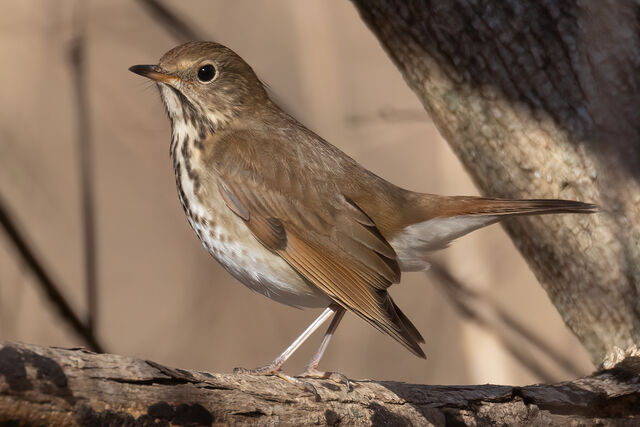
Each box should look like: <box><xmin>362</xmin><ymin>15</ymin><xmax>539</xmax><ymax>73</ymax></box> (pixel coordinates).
<box><xmin>130</xmin><ymin>41</ymin><xmax>594</xmax><ymax>394</ymax></box>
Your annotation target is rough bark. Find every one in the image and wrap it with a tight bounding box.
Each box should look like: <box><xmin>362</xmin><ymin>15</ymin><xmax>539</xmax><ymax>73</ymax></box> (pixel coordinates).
<box><xmin>351</xmin><ymin>0</ymin><xmax>640</xmax><ymax>365</ymax></box>
<box><xmin>1</xmin><ymin>342</ymin><xmax>640</xmax><ymax>426</ymax></box>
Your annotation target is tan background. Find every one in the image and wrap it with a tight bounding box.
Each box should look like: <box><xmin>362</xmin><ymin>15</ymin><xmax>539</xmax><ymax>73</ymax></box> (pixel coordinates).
<box><xmin>0</xmin><ymin>0</ymin><xmax>592</xmax><ymax>385</ymax></box>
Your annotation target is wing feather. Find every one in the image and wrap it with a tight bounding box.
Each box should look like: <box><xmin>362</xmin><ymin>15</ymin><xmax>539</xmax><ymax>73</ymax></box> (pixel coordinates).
<box><xmin>210</xmin><ymin>134</ymin><xmax>424</xmax><ymax>357</ymax></box>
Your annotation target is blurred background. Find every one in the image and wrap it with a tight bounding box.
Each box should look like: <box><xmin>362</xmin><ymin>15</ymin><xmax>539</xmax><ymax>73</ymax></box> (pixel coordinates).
<box><xmin>0</xmin><ymin>0</ymin><xmax>593</xmax><ymax>386</ymax></box>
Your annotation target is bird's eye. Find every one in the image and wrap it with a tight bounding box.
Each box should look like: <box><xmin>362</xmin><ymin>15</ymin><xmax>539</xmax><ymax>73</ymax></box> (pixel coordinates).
<box><xmin>197</xmin><ymin>64</ymin><xmax>216</xmax><ymax>83</ymax></box>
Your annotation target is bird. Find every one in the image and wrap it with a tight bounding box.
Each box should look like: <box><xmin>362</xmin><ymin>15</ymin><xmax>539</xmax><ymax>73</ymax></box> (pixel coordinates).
<box><xmin>129</xmin><ymin>41</ymin><xmax>595</xmax><ymax>395</ymax></box>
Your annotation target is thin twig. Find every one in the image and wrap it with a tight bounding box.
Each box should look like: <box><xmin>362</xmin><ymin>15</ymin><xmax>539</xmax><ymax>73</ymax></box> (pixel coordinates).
<box><xmin>0</xmin><ymin>196</ymin><xmax>104</xmax><ymax>353</ymax></box>
<box><xmin>136</xmin><ymin>0</ymin><xmax>205</xmax><ymax>42</ymax></box>
<box><xmin>70</xmin><ymin>0</ymin><xmax>98</xmax><ymax>335</ymax></box>
<box><xmin>427</xmin><ymin>260</ymin><xmax>584</xmax><ymax>380</ymax></box>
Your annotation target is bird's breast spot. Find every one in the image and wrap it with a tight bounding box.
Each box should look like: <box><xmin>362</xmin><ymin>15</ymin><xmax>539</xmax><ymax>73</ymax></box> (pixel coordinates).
<box><xmin>185</xmin><ymin>216</ymin><xmax>328</xmax><ymax>308</ymax></box>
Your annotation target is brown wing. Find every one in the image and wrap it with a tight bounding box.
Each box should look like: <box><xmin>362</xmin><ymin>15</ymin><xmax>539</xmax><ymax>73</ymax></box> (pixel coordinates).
<box><xmin>211</xmin><ymin>133</ymin><xmax>425</xmax><ymax>357</ymax></box>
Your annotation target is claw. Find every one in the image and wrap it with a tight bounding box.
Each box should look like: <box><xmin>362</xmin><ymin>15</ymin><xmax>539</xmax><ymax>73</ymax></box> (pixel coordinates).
<box><xmin>231</xmin><ymin>306</ymin><xmax>346</xmax><ymax>402</ymax></box>
<box><xmin>279</xmin><ymin>372</ymin><xmax>320</xmax><ymax>401</ymax></box>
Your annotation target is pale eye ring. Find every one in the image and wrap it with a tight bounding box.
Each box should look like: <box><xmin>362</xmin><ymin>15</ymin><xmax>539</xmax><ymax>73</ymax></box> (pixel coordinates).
<box><xmin>197</xmin><ymin>64</ymin><xmax>216</xmax><ymax>83</ymax></box>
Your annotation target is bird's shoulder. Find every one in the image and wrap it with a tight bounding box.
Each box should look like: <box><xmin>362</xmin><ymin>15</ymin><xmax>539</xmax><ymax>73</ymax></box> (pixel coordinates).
<box><xmin>225</xmin><ymin>119</ymin><xmax>347</xmax><ymax>161</ymax></box>
<box><xmin>204</xmin><ymin>119</ymin><xmax>358</xmax><ymax>196</ymax></box>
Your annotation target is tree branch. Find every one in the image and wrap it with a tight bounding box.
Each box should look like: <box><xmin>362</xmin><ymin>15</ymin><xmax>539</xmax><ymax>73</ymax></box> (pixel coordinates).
<box><xmin>351</xmin><ymin>0</ymin><xmax>640</xmax><ymax>364</ymax></box>
<box><xmin>0</xmin><ymin>198</ymin><xmax>104</xmax><ymax>353</ymax></box>
<box><xmin>136</xmin><ymin>0</ymin><xmax>205</xmax><ymax>43</ymax></box>
<box><xmin>69</xmin><ymin>0</ymin><xmax>98</xmax><ymax>336</ymax></box>
<box><xmin>427</xmin><ymin>261</ymin><xmax>585</xmax><ymax>381</ymax></box>
<box><xmin>0</xmin><ymin>342</ymin><xmax>639</xmax><ymax>426</ymax></box>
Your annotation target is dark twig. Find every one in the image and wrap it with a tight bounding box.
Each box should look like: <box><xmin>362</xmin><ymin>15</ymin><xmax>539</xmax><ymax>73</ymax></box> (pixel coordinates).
<box><xmin>70</xmin><ymin>0</ymin><xmax>98</xmax><ymax>335</ymax></box>
<box><xmin>492</xmin><ymin>296</ymin><xmax>585</xmax><ymax>378</ymax></box>
<box><xmin>136</xmin><ymin>0</ymin><xmax>205</xmax><ymax>42</ymax></box>
<box><xmin>427</xmin><ymin>260</ymin><xmax>584</xmax><ymax>381</ymax></box>
<box><xmin>0</xmin><ymin>196</ymin><xmax>104</xmax><ymax>352</ymax></box>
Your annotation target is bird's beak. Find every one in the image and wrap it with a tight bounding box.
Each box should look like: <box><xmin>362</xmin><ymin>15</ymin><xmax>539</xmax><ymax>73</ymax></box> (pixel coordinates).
<box><xmin>128</xmin><ymin>64</ymin><xmax>179</xmax><ymax>85</ymax></box>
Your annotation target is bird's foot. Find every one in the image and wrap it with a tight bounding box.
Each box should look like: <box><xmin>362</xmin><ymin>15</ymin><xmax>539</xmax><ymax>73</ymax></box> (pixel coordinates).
<box><xmin>298</xmin><ymin>367</ymin><xmax>351</xmax><ymax>392</ymax></box>
<box><xmin>234</xmin><ymin>365</ymin><xmax>320</xmax><ymax>400</ymax></box>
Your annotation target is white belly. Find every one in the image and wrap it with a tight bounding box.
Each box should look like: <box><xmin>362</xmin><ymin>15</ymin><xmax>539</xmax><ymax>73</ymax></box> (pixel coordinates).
<box><xmin>177</xmin><ymin>163</ymin><xmax>329</xmax><ymax>308</ymax></box>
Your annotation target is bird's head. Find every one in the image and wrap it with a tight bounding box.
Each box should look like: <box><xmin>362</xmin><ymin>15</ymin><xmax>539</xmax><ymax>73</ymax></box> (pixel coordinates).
<box><xmin>129</xmin><ymin>41</ymin><xmax>268</xmax><ymax>138</ymax></box>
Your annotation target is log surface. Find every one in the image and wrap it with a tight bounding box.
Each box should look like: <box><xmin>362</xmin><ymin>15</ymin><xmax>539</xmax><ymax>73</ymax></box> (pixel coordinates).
<box><xmin>1</xmin><ymin>342</ymin><xmax>639</xmax><ymax>426</ymax></box>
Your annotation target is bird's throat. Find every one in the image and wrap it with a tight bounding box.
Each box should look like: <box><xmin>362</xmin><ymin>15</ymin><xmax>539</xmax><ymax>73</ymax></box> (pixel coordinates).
<box><xmin>159</xmin><ymin>83</ymin><xmax>217</xmax><ymax>142</ymax></box>
<box><xmin>170</xmin><ymin>118</ymin><xmax>207</xmax><ymax>222</ymax></box>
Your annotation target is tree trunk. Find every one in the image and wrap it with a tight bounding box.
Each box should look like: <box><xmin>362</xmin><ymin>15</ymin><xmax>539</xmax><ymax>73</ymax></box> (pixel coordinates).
<box><xmin>1</xmin><ymin>341</ymin><xmax>640</xmax><ymax>426</ymax></box>
<box><xmin>351</xmin><ymin>0</ymin><xmax>640</xmax><ymax>365</ymax></box>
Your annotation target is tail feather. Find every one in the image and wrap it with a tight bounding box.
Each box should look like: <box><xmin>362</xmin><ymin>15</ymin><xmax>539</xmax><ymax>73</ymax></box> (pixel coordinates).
<box><xmin>390</xmin><ymin>299</ymin><xmax>425</xmax><ymax>344</ymax></box>
<box><xmin>441</xmin><ymin>197</ymin><xmax>597</xmax><ymax>217</ymax></box>
<box><xmin>382</xmin><ymin>294</ymin><xmax>426</xmax><ymax>358</ymax></box>
<box><xmin>391</xmin><ymin>197</ymin><xmax>596</xmax><ymax>272</ymax></box>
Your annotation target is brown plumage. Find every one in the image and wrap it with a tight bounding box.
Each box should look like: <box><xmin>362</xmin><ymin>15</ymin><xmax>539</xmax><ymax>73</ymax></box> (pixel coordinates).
<box><xmin>130</xmin><ymin>41</ymin><xmax>595</xmax><ymax>377</ymax></box>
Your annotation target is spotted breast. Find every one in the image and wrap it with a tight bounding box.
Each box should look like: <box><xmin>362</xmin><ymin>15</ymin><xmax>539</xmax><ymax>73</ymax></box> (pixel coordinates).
<box><xmin>164</xmin><ymin>86</ymin><xmax>329</xmax><ymax>309</ymax></box>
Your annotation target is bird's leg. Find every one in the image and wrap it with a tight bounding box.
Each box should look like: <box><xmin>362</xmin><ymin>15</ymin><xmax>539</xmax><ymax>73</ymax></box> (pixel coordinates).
<box><xmin>234</xmin><ymin>305</ymin><xmax>337</xmax><ymax>399</ymax></box>
<box><xmin>297</xmin><ymin>306</ymin><xmax>350</xmax><ymax>390</ymax></box>
<box><xmin>304</xmin><ymin>306</ymin><xmax>345</xmax><ymax>371</ymax></box>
